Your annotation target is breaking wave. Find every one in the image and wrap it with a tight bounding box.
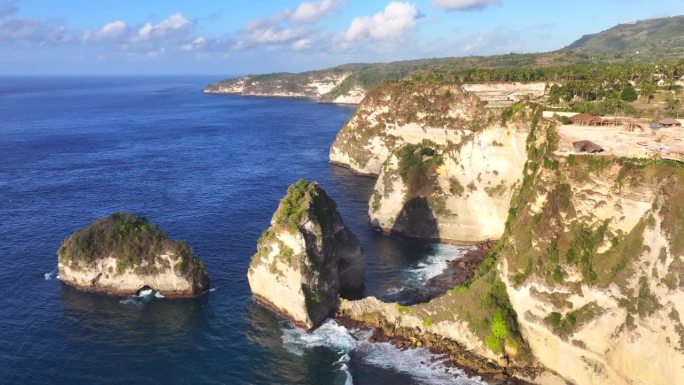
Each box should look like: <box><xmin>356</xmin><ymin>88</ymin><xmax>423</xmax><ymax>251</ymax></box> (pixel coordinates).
<box><xmin>402</xmin><ymin>244</ymin><xmax>473</xmax><ymax>285</ymax></box>
<box><xmin>281</xmin><ymin>319</ymin><xmax>484</xmax><ymax>385</ymax></box>
<box><xmin>282</xmin><ymin>320</ymin><xmax>357</xmax><ymax>384</ymax></box>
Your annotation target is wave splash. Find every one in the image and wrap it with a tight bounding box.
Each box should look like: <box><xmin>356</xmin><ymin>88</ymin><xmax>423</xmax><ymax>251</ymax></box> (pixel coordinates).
<box><xmin>119</xmin><ymin>288</ymin><xmax>157</xmax><ymax>306</ymax></box>
<box><xmin>403</xmin><ymin>244</ymin><xmax>473</xmax><ymax>286</ymax></box>
<box><xmin>282</xmin><ymin>320</ymin><xmax>357</xmax><ymax>384</ymax></box>
<box><xmin>281</xmin><ymin>320</ymin><xmax>484</xmax><ymax>385</ymax></box>
<box><xmin>44</xmin><ymin>270</ymin><xmax>56</xmax><ymax>280</ymax></box>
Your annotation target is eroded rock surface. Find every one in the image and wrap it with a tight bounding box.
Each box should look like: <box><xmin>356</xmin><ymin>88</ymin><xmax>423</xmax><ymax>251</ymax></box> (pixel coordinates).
<box><xmin>248</xmin><ymin>180</ymin><xmax>364</xmax><ymax>330</ymax></box>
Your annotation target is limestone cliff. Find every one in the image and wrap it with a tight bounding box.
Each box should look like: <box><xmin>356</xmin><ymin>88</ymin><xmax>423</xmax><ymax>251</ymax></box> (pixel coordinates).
<box><xmin>329</xmin><ymin>81</ymin><xmax>492</xmax><ymax>175</ymax></box>
<box><xmin>498</xmin><ymin>154</ymin><xmax>684</xmax><ymax>385</ymax></box>
<box><xmin>57</xmin><ymin>212</ymin><xmax>210</xmax><ymax>297</ymax></box>
<box><xmin>338</xmin><ymin>115</ymin><xmax>684</xmax><ymax>384</ymax></box>
<box><xmin>248</xmin><ymin>180</ymin><xmax>364</xmax><ymax>330</ymax></box>
<box><xmin>368</xmin><ymin>110</ymin><xmax>535</xmax><ymax>243</ymax></box>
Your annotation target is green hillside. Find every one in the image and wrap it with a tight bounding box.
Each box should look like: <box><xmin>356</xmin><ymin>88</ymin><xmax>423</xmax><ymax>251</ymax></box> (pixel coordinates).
<box><xmin>566</xmin><ymin>15</ymin><xmax>684</xmax><ymax>58</ymax></box>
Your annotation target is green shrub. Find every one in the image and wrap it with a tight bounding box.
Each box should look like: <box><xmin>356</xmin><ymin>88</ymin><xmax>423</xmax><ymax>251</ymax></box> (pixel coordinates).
<box><xmin>274</xmin><ymin>179</ymin><xmax>311</xmax><ymax>233</ymax></box>
<box><xmin>449</xmin><ymin>177</ymin><xmax>465</xmax><ymax>196</ymax></box>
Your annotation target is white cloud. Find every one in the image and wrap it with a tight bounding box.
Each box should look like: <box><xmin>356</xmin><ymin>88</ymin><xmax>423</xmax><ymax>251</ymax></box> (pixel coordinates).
<box><xmin>345</xmin><ymin>2</ymin><xmax>419</xmax><ymax>42</ymax></box>
<box><xmin>291</xmin><ymin>0</ymin><xmax>344</xmax><ymax>23</ymax></box>
<box><xmin>0</xmin><ymin>1</ymin><xmax>72</xmax><ymax>45</ymax></box>
<box><xmin>135</xmin><ymin>13</ymin><xmax>194</xmax><ymax>42</ymax></box>
<box><xmin>83</xmin><ymin>20</ymin><xmax>128</xmax><ymax>43</ymax></box>
<box><xmin>292</xmin><ymin>37</ymin><xmax>314</xmax><ymax>50</ymax></box>
<box><xmin>238</xmin><ymin>25</ymin><xmax>305</xmax><ymax>47</ymax></box>
<box><xmin>432</xmin><ymin>0</ymin><xmax>501</xmax><ymax>11</ymax></box>
<box><xmin>233</xmin><ymin>0</ymin><xmax>345</xmax><ymax>50</ymax></box>
<box><xmin>180</xmin><ymin>36</ymin><xmax>206</xmax><ymax>51</ymax></box>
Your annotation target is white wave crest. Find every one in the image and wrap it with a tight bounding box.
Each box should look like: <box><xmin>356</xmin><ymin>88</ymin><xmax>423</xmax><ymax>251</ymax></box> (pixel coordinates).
<box><xmin>138</xmin><ymin>289</ymin><xmax>154</xmax><ymax>297</ymax></box>
<box><xmin>154</xmin><ymin>292</ymin><xmax>165</xmax><ymax>298</ymax></box>
<box><xmin>44</xmin><ymin>270</ymin><xmax>56</xmax><ymax>280</ymax></box>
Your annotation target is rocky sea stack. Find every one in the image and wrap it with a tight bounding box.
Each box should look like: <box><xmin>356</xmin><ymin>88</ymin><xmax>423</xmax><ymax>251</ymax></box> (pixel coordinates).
<box><xmin>248</xmin><ymin>179</ymin><xmax>364</xmax><ymax>330</ymax></box>
<box><xmin>58</xmin><ymin>212</ymin><xmax>210</xmax><ymax>297</ymax></box>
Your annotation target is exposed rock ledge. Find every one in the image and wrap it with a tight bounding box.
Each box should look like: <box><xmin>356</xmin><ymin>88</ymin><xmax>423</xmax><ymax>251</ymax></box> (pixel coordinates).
<box><xmin>57</xmin><ymin>212</ymin><xmax>210</xmax><ymax>297</ymax></box>
<box><xmin>248</xmin><ymin>180</ymin><xmax>364</xmax><ymax>330</ymax></box>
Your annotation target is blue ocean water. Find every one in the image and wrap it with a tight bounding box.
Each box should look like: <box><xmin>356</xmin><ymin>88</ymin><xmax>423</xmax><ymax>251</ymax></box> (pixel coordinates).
<box><xmin>0</xmin><ymin>77</ymin><xmax>483</xmax><ymax>385</ymax></box>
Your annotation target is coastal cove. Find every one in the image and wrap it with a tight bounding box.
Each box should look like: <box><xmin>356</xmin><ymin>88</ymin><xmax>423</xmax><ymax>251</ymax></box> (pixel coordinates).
<box><xmin>0</xmin><ymin>77</ymin><xmax>485</xmax><ymax>385</ymax></box>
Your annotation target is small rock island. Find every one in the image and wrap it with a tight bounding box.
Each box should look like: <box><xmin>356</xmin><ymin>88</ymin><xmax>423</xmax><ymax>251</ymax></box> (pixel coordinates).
<box><xmin>248</xmin><ymin>179</ymin><xmax>364</xmax><ymax>330</ymax></box>
<box><xmin>58</xmin><ymin>212</ymin><xmax>210</xmax><ymax>297</ymax></box>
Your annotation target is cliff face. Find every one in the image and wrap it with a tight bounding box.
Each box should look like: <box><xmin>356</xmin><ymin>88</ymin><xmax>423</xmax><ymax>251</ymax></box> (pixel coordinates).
<box><xmin>498</xmin><ymin>155</ymin><xmax>684</xmax><ymax>385</ymax></box>
<box><xmin>368</xmin><ymin>115</ymin><xmax>533</xmax><ymax>243</ymax></box>
<box><xmin>248</xmin><ymin>180</ymin><xmax>364</xmax><ymax>330</ymax></box>
<box><xmin>335</xmin><ymin>112</ymin><xmax>684</xmax><ymax>384</ymax></box>
<box><xmin>57</xmin><ymin>212</ymin><xmax>210</xmax><ymax>297</ymax></box>
<box><xmin>329</xmin><ymin>81</ymin><xmax>491</xmax><ymax>175</ymax></box>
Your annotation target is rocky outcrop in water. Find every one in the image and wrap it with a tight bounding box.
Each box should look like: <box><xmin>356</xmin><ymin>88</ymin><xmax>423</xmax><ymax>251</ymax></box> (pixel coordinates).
<box><xmin>57</xmin><ymin>212</ymin><xmax>210</xmax><ymax>297</ymax></box>
<box><xmin>248</xmin><ymin>180</ymin><xmax>364</xmax><ymax>330</ymax></box>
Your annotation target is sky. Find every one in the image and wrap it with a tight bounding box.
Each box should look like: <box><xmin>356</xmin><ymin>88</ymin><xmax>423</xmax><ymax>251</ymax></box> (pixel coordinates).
<box><xmin>0</xmin><ymin>0</ymin><xmax>682</xmax><ymax>75</ymax></box>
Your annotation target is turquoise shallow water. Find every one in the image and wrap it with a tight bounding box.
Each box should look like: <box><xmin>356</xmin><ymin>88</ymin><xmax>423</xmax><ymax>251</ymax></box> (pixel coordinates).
<box><xmin>0</xmin><ymin>76</ymin><xmax>484</xmax><ymax>385</ymax></box>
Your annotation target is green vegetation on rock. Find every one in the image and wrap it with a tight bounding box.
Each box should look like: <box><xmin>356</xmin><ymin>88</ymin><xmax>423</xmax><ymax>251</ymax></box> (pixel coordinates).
<box><xmin>57</xmin><ymin>212</ymin><xmax>202</xmax><ymax>277</ymax></box>
<box><xmin>273</xmin><ymin>179</ymin><xmax>312</xmax><ymax>233</ymax></box>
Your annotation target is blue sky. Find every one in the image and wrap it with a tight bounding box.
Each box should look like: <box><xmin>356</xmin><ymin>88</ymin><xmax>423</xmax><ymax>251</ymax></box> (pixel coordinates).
<box><xmin>0</xmin><ymin>0</ymin><xmax>682</xmax><ymax>75</ymax></box>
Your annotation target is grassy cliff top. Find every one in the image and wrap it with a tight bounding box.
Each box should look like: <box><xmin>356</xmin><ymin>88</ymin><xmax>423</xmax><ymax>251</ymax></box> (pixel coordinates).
<box><xmin>58</xmin><ymin>212</ymin><xmax>201</xmax><ymax>276</ymax></box>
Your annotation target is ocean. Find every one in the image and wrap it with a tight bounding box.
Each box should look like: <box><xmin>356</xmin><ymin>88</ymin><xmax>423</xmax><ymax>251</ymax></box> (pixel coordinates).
<box><xmin>0</xmin><ymin>76</ymin><xmax>484</xmax><ymax>385</ymax></box>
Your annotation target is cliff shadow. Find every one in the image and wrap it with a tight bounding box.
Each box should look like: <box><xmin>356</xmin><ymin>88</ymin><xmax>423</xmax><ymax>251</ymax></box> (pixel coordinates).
<box><xmin>388</xmin><ymin>197</ymin><xmax>440</xmax><ymax>242</ymax></box>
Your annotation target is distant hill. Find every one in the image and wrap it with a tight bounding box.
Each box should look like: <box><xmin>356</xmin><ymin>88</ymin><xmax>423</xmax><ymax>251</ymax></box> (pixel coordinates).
<box><xmin>207</xmin><ymin>15</ymin><xmax>684</xmax><ymax>100</ymax></box>
<box><xmin>565</xmin><ymin>15</ymin><xmax>684</xmax><ymax>57</ymax></box>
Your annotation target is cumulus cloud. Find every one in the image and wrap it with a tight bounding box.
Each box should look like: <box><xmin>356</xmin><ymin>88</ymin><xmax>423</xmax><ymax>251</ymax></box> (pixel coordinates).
<box><xmin>291</xmin><ymin>0</ymin><xmax>344</xmax><ymax>23</ymax></box>
<box><xmin>432</xmin><ymin>0</ymin><xmax>501</xmax><ymax>11</ymax></box>
<box><xmin>345</xmin><ymin>2</ymin><xmax>419</xmax><ymax>42</ymax></box>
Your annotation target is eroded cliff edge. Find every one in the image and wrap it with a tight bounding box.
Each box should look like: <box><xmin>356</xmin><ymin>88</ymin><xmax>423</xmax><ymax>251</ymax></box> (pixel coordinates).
<box><xmin>58</xmin><ymin>212</ymin><xmax>210</xmax><ymax>297</ymax></box>
<box><xmin>330</xmin><ymin>80</ymin><xmax>536</xmax><ymax>243</ymax></box>
<box><xmin>248</xmin><ymin>179</ymin><xmax>364</xmax><ymax>330</ymax></box>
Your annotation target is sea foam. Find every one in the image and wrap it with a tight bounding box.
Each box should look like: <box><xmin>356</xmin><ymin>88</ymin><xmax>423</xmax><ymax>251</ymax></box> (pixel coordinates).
<box><xmin>282</xmin><ymin>319</ymin><xmax>485</xmax><ymax>385</ymax></box>
<box><xmin>282</xmin><ymin>320</ymin><xmax>358</xmax><ymax>383</ymax></box>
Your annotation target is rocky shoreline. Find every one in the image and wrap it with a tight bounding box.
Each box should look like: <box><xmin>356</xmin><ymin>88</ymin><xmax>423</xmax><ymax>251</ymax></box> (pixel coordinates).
<box><xmin>333</xmin><ymin>315</ymin><xmax>540</xmax><ymax>384</ymax></box>
<box><xmin>333</xmin><ymin>240</ymin><xmax>551</xmax><ymax>384</ymax></box>
<box><xmin>383</xmin><ymin>241</ymin><xmax>496</xmax><ymax>305</ymax></box>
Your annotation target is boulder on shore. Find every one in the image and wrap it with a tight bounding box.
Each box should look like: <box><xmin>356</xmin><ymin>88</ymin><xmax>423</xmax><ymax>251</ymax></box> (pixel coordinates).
<box><xmin>57</xmin><ymin>212</ymin><xmax>210</xmax><ymax>297</ymax></box>
<box><xmin>248</xmin><ymin>179</ymin><xmax>364</xmax><ymax>330</ymax></box>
